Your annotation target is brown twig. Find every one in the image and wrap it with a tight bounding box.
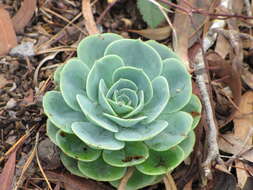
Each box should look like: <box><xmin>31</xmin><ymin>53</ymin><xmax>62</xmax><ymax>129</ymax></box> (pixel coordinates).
<box><xmin>118</xmin><ymin>167</ymin><xmax>134</xmax><ymax>190</ymax></box>
<box><xmin>157</xmin><ymin>0</ymin><xmax>253</xmax><ymax>20</ymax></box>
<box><xmin>82</xmin><ymin>0</ymin><xmax>100</xmax><ymax>35</ymax></box>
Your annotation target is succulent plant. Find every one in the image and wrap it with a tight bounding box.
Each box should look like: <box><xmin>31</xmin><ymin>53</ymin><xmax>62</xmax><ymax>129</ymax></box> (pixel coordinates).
<box><xmin>43</xmin><ymin>33</ymin><xmax>201</xmax><ymax>190</ymax></box>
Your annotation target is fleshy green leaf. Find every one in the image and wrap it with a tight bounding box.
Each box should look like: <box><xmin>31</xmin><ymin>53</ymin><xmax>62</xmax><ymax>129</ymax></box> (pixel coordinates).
<box><xmin>98</xmin><ymin>79</ymin><xmax>117</xmax><ymax>116</ymax></box>
<box><xmin>145</xmin><ymin>111</ymin><xmax>193</xmax><ymax>151</ymax></box>
<box><xmin>53</xmin><ymin>64</ymin><xmax>64</xmax><ymax>86</ymax></box>
<box><xmin>86</xmin><ymin>55</ymin><xmax>124</xmax><ymax>101</ymax></box>
<box><xmin>142</xmin><ymin>76</ymin><xmax>170</xmax><ymax>124</ymax></box>
<box><xmin>108</xmin><ymin>99</ymin><xmax>134</xmax><ymax>115</ymax></box>
<box><xmin>103</xmin><ymin>142</ymin><xmax>149</xmax><ymax>167</ymax></box>
<box><xmin>112</xmin><ymin>66</ymin><xmax>153</xmax><ymax>104</ymax></box>
<box><xmin>77</xmin><ymin>94</ymin><xmax>119</xmax><ymax>132</ymax></box>
<box><xmin>107</xmin><ymin>79</ymin><xmax>138</xmax><ymax>99</ymax></box>
<box><xmin>118</xmin><ymin>88</ymin><xmax>138</xmax><ymax>108</ymax></box>
<box><xmin>137</xmin><ymin>0</ymin><xmax>167</xmax><ymax>28</ymax></box>
<box><xmin>162</xmin><ymin>58</ymin><xmax>192</xmax><ymax>113</ymax></box>
<box><xmin>115</xmin><ymin>120</ymin><xmax>168</xmax><ymax>141</ymax></box>
<box><xmin>178</xmin><ymin>131</ymin><xmax>195</xmax><ymax>159</ymax></box>
<box><xmin>110</xmin><ymin>169</ymin><xmax>157</xmax><ymax>190</ymax></box>
<box><xmin>146</xmin><ymin>40</ymin><xmax>181</xmax><ymax>60</ymax></box>
<box><xmin>60</xmin><ymin>58</ymin><xmax>90</xmax><ymax>111</ymax></box>
<box><xmin>46</xmin><ymin>119</ymin><xmax>59</xmax><ymax>145</ymax></box>
<box><xmin>181</xmin><ymin>94</ymin><xmax>202</xmax><ymax>129</ymax></box>
<box><xmin>103</xmin><ymin>113</ymin><xmax>147</xmax><ymax>127</ymax></box>
<box><xmin>136</xmin><ymin>146</ymin><xmax>184</xmax><ymax>175</ymax></box>
<box><xmin>60</xmin><ymin>152</ymin><xmax>87</xmax><ymax>177</ymax></box>
<box><xmin>123</xmin><ymin>91</ymin><xmax>144</xmax><ymax>118</ymax></box>
<box><xmin>56</xmin><ymin>131</ymin><xmax>101</xmax><ymax>162</ymax></box>
<box><xmin>105</xmin><ymin>39</ymin><xmax>162</xmax><ymax>80</ymax></box>
<box><xmin>43</xmin><ymin>91</ymin><xmax>86</xmax><ymax>133</ymax></box>
<box><xmin>78</xmin><ymin>157</ymin><xmax>127</xmax><ymax>181</ymax></box>
<box><xmin>72</xmin><ymin>122</ymin><xmax>125</xmax><ymax>150</ymax></box>
<box><xmin>77</xmin><ymin>33</ymin><xmax>123</xmax><ymax>68</ymax></box>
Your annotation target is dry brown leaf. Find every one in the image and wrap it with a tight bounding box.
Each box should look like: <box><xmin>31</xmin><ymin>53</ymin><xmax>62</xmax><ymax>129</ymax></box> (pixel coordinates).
<box><xmin>173</xmin><ymin>0</ymin><xmax>190</xmax><ymax>69</ymax></box>
<box><xmin>236</xmin><ymin>161</ymin><xmax>249</xmax><ymax>188</ymax></box>
<box><xmin>241</xmin><ymin>66</ymin><xmax>253</xmax><ymax>89</ymax></box>
<box><xmin>234</xmin><ymin>91</ymin><xmax>253</xmax><ymax>188</ymax></box>
<box><xmin>215</xmin><ymin>34</ymin><xmax>231</xmax><ymax>59</ymax></box>
<box><xmin>218</xmin><ymin>133</ymin><xmax>253</xmax><ymax>162</ymax></box>
<box><xmin>12</xmin><ymin>0</ymin><xmax>37</xmax><ymax>33</ymax></box>
<box><xmin>206</xmin><ymin>51</ymin><xmax>241</xmax><ymax>126</ymax></box>
<box><xmin>234</xmin><ymin>91</ymin><xmax>253</xmax><ymax>142</ymax></box>
<box><xmin>0</xmin><ymin>150</ymin><xmax>17</xmax><ymax>190</ymax></box>
<box><xmin>46</xmin><ymin>171</ymin><xmax>113</xmax><ymax>190</ymax></box>
<box><xmin>0</xmin><ymin>8</ymin><xmax>17</xmax><ymax>56</ymax></box>
<box><xmin>129</xmin><ymin>26</ymin><xmax>171</xmax><ymax>40</ymax></box>
<box><xmin>183</xmin><ymin>179</ymin><xmax>193</xmax><ymax>190</ymax></box>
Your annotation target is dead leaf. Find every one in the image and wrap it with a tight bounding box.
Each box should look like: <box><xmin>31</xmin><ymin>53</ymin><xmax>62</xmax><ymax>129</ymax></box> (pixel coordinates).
<box><xmin>129</xmin><ymin>26</ymin><xmax>171</xmax><ymax>40</ymax></box>
<box><xmin>183</xmin><ymin>179</ymin><xmax>193</xmax><ymax>190</ymax></box>
<box><xmin>234</xmin><ymin>91</ymin><xmax>253</xmax><ymax>143</ymax></box>
<box><xmin>0</xmin><ymin>150</ymin><xmax>17</xmax><ymax>190</ymax></box>
<box><xmin>242</xmin><ymin>177</ymin><xmax>253</xmax><ymax>190</ymax></box>
<box><xmin>215</xmin><ymin>34</ymin><xmax>231</xmax><ymax>59</ymax></box>
<box><xmin>212</xmin><ymin>169</ymin><xmax>237</xmax><ymax>190</ymax></box>
<box><xmin>218</xmin><ymin>133</ymin><xmax>253</xmax><ymax>162</ymax></box>
<box><xmin>206</xmin><ymin>51</ymin><xmax>241</xmax><ymax>127</ymax></box>
<box><xmin>0</xmin><ymin>8</ymin><xmax>17</xmax><ymax>56</ymax></box>
<box><xmin>173</xmin><ymin>0</ymin><xmax>211</xmax><ymax>70</ymax></box>
<box><xmin>234</xmin><ymin>91</ymin><xmax>253</xmax><ymax>188</ymax></box>
<box><xmin>45</xmin><ymin>171</ymin><xmax>113</xmax><ymax>190</ymax></box>
<box><xmin>236</xmin><ymin>161</ymin><xmax>249</xmax><ymax>188</ymax></box>
<box><xmin>241</xmin><ymin>65</ymin><xmax>253</xmax><ymax>89</ymax></box>
<box><xmin>12</xmin><ymin>0</ymin><xmax>37</xmax><ymax>33</ymax></box>
<box><xmin>173</xmin><ymin>0</ymin><xmax>190</xmax><ymax>69</ymax></box>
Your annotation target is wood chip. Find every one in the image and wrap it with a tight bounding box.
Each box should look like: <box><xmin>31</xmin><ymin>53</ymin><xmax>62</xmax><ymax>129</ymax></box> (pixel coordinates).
<box><xmin>0</xmin><ymin>8</ymin><xmax>17</xmax><ymax>56</ymax></box>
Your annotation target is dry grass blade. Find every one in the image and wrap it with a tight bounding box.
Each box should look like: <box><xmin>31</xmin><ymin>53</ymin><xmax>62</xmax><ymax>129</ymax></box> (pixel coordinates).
<box><xmin>163</xmin><ymin>173</ymin><xmax>177</xmax><ymax>190</ymax></box>
<box><xmin>14</xmin><ymin>144</ymin><xmax>37</xmax><ymax>190</ymax></box>
<box><xmin>0</xmin><ymin>150</ymin><xmax>17</xmax><ymax>190</ymax></box>
<box><xmin>35</xmin><ymin>133</ymin><xmax>53</xmax><ymax>190</ymax></box>
<box><xmin>82</xmin><ymin>0</ymin><xmax>99</xmax><ymax>35</ymax></box>
<box><xmin>12</xmin><ymin>0</ymin><xmax>37</xmax><ymax>33</ymax></box>
<box><xmin>0</xmin><ymin>130</ymin><xmax>31</xmax><ymax>163</ymax></box>
<box><xmin>118</xmin><ymin>167</ymin><xmax>134</xmax><ymax>190</ymax></box>
<box><xmin>129</xmin><ymin>26</ymin><xmax>171</xmax><ymax>40</ymax></box>
<box><xmin>0</xmin><ymin>8</ymin><xmax>17</xmax><ymax>56</ymax></box>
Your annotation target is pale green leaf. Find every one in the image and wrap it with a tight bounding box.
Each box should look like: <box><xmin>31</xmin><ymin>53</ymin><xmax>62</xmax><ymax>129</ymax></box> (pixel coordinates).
<box><xmin>115</xmin><ymin>120</ymin><xmax>168</xmax><ymax>141</ymax></box>
<box><xmin>112</xmin><ymin>66</ymin><xmax>153</xmax><ymax>104</ymax></box>
<box><xmin>60</xmin><ymin>58</ymin><xmax>90</xmax><ymax>111</ymax></box>
<box><xmin>77</xmin><ymin>33</ymin><xmax>123</xmax><ymax>68</ymax></box>
<box><xmin>142</xmin><ymin>76</ymin><xmax>170</xmax><ymax>124</ymax></box>
<box><xmin>86</xmin><ymin>55</ymin><xmax>124</xmax><ymax>101</ymax></box>
<box><xmin>162</xmin><ymin>58</ymin><xmax>192</xmax><ymax>113</ymax></box>
<box><xmin>43</xmin><ymin>91</ymin><xmax>86</xmax><ymax>133</ymax></box>
<box><xmin>72</xmin><ymin>122</ymin><xmax>125</xmax><ymax>150</ymax></box>
<box><xmin>77</xmin><ymin>94</ymin><xmax>119</xmax><ymax>132</ymax></box>
<box><xmin>105</xmin><ymin>39</ymin><xmax>162</xmax><ymax>80</ymax></box>
<box><xmin>145</xmin><ymin>111</ymin><xmax>193</xmax><ymax>151</ymax></box>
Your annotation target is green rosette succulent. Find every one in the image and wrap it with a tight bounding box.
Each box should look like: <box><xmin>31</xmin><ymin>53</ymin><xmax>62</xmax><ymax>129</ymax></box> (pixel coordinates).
<box><xmin>43</xmin><ymin>33</ymin><xmax>202</xmax><ymax>190</ymax></box>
